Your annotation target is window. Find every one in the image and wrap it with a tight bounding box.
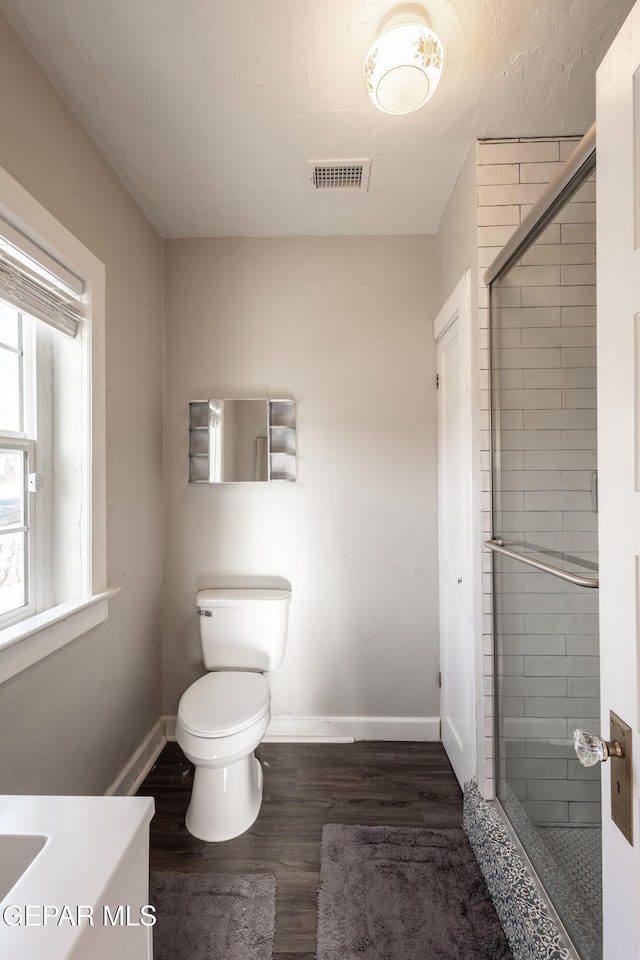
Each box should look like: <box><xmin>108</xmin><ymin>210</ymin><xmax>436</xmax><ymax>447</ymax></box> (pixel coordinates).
<box><xmin>0</xmin><ymin>307</ymin><xmax>36</xmax><ymax>624</ymax></box>
<box><xmin>0</xmin><ymin>164</ymin><xmax>112</xmax><ymax>683</ymax></box>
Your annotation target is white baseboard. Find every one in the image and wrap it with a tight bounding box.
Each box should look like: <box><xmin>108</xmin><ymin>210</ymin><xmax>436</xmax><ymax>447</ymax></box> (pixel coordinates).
<box><xmin>164</xmin><ymin>714</ymin><xmax>440</xmax><ymax>743</ymax></box>
<box><xmin>265</xmin><ymin>715</ymin><xmax>440</xmax><ymax>742</ymax></box>
<box><xmin>105</xmin><ymin>718</ymin><xmax>167</xmax><ymax>797</ymax></box>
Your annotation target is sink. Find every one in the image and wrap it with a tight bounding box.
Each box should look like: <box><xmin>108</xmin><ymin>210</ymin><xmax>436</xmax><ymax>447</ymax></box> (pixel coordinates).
<box><xmin>1</xmin><ymin>796</ymin><xmax>154</xmax><ymax>959</ymax></box>
<box><xmin>0</xmin><ymin>833</ymin><xmax>48</xmax><ymax>901</ymax></box>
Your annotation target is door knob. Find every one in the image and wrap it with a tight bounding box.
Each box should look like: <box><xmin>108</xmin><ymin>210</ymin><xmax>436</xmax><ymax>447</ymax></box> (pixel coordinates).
<box><xmin>575</xmin><ymin>714</ymin><xmax>633</xmax><ymax>845</ymax></box>
<box><xmin>573</xmin><ymin>728</ymin><xmax>624</xmax><ymax>766</ymax></box>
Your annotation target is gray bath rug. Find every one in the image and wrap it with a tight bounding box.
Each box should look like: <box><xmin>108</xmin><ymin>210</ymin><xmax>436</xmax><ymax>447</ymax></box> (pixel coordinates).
<box><xmin>317</xmin><ymin>824</ymin><xmax>513</xmax><ymax>960</ymax></box>
<box><xmin>149</xmin><ymin>870</ymin><xmax>276</xmax><ymax>960</ymax></box>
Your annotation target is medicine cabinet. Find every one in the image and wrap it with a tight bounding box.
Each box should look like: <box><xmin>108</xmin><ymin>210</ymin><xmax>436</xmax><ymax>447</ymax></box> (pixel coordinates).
<box><xmin>189</xmin><ymin>399</ymin><xmax>296</xmax><ymax>483</ymax></box>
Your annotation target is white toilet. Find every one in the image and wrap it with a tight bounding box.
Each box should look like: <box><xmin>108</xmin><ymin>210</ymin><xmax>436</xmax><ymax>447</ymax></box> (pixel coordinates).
<box><xmin>175</xmin><ymin>586</ymin><xmax>291</xmax><ymax>842</ymax></box>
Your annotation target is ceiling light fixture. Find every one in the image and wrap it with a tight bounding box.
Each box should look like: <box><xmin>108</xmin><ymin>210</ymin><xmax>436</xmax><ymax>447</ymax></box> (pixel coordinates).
<box><xmin>364</xmin><ymin>7</ymin><xmax>444</xmax><ymax>116</ymax></box>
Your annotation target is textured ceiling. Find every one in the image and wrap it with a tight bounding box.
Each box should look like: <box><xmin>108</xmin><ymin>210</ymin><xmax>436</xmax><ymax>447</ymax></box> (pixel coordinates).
<box><xmin>0</xmin><ymin>0</ymin><xmax>635</xmax><ymax>237</ymax></box>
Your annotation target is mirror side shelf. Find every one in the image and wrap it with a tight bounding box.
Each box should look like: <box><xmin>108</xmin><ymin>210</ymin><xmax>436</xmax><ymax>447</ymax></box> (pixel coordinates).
<box><xmin>269</xmin><ymin>400</ymin><xmax>297</xmax><ymax>482</ymax></box>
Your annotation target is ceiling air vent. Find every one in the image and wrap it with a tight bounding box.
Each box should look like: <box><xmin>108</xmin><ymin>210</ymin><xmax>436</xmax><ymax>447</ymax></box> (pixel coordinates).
<box><xmin>307</xmin><ymin>159</ymin><xmax>372</xmax><ymax>194</ymax></box>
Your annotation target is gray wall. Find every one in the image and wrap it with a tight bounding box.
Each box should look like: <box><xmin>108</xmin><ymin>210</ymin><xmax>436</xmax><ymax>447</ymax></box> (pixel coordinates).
<box><xmin>0</xmin><ymin>12</ymin><xmax>164</xmax><ymax>794</ymax></box>
<box><xmin>0</xmin><ymin>11</ymin><xmax>443</xmax><ymax>779</ymax></box>
<box><xmin>435</xmin><ymin>147</ymin><xmax>479</xmax><ymax>315</ymax></box>
<box><xmin>163</xmin><ymin>236</ymin><xmax>440</xmax><ymax>731</ymax></box>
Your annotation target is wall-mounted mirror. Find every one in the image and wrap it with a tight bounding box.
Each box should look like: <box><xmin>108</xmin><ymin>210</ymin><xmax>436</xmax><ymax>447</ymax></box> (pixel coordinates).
<box><xmin>189</xmin><ymin>399</ymin><xmax>296</xmax><ymax>483</ymax></box>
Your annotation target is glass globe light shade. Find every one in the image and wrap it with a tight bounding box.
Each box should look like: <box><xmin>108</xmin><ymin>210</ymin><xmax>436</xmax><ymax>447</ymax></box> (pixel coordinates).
<box><xmin>364</xmin><ymin>23</ymin><xmax>444</xmax><ymax>115</ymax></box>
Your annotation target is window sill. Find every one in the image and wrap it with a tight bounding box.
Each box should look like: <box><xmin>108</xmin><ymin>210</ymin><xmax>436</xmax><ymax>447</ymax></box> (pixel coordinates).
<box><xmin>0</xmin><ymin>589</ymin><xmax>120</xmax><ymax>685</ymax></box>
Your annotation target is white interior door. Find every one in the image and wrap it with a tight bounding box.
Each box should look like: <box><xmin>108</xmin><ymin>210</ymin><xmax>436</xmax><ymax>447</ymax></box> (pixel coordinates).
<box><xmin>597</xmin><ymin>5</ymin><xmax>640</xmax><ymax>958</ymax></box>
<box><xmin>434</xmin><ymin>273</ymin><xmax>475</xmax><ymax>787</ymax></box>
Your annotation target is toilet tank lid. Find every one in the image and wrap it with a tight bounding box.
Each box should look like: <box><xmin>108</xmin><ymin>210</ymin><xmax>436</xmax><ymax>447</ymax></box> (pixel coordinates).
<box><xmin>196</xmin><ymin>588</ymin><xmax>291</xmax><ymax>608</ymax></box>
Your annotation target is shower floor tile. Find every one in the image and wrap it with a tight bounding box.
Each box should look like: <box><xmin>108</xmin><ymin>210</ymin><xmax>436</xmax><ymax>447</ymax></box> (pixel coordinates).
<box><xmin>501</xmin><ymin>787</ymin><xmax>602</xmax><ymax>960</ymax></box>
<box><xmin>538</xmin><ymin>825</ymin><xmax>602</xmax><ymax>958</ymax></box>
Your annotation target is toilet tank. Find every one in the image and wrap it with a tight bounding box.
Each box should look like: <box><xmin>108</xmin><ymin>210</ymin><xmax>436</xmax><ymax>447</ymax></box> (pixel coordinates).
<box><xmin>196</xmin><ymin>588</ymin><xmax>291</xmax><ymax>671</ymax></box>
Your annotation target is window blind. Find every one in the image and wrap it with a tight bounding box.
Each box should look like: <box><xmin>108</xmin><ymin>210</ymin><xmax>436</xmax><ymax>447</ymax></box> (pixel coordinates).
<box><xmin>0</xmin><ymin>225</ymin><xmax>83</xmax><ymax>338</ymax></box>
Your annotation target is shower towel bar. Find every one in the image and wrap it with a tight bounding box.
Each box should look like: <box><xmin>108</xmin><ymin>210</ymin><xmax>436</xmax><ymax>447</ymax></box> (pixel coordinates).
<box><xmin>485</xmin><ymin>539</ymin><xmax>599</xmax><ymax>589</ymax></box>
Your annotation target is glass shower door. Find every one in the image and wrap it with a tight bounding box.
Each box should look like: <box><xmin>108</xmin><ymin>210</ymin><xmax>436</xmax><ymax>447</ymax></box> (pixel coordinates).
<box><xmin>490</xmin><ymin>170</ymin><xmax>601</xmax><ymax>960</ymax></box>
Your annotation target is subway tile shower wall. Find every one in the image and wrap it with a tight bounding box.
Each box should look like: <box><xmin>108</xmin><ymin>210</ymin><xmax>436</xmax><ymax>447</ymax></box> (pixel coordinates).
<box><xmin>477</xmin><ymin>138</ymin><xmax>599</xmax><ymax>827</ymax></box>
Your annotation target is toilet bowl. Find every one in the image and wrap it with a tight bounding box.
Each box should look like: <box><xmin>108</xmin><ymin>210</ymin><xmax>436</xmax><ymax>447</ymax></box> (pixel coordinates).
<box><xmin>175</xmin><ymin>587</ymin><xmax>291</xmax><ymax>842</ymax></box>
<box><xmin>177</xmin><ymin>672</ymin><xmax>271</xmax><ymax>841</ymax></box>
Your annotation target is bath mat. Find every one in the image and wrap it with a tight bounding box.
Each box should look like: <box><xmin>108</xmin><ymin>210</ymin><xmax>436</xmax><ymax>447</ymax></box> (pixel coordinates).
<box><xmin>317</xmin><ymin>824</ymin><xmax>513</xmax><ymax>960</ymax></box>
<box><xmin>149</xmin><ymin>870</ymin><xmax>276</xmax><ymax>960</ymax></box>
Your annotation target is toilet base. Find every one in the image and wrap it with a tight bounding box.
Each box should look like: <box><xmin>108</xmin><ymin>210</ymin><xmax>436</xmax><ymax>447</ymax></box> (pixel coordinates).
<box><xmin>185</xmin><ymin>754</ymin><xmax>264</xmax><ymax>842</ymax></box>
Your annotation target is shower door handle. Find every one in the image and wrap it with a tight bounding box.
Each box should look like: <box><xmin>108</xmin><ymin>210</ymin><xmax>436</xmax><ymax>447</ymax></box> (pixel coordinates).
<box><xmin>485</xmin><ymin>539</ymin><xmax>599</xmax><ymax>588</ymax></box>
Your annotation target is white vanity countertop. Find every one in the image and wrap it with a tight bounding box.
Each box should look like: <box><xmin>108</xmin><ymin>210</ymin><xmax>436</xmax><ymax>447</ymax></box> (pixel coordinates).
<box><xmin>0</xmin><ymin>794</ymin><xmax>155</xmax><ymax>959</ymax></box>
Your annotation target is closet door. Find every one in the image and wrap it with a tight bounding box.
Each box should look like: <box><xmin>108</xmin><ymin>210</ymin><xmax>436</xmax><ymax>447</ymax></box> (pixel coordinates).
<box><xmin>434</xmin><ymin>272</ymin><xmax>475</xmax><ymax>787</ymax></box>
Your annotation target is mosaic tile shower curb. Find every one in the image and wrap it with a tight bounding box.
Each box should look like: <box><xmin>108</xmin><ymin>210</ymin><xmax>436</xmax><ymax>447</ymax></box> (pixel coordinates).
<box><xmin>463</xmin><ymin>782</ymin><xmax>574</xmax><ymax>960</ymax></box>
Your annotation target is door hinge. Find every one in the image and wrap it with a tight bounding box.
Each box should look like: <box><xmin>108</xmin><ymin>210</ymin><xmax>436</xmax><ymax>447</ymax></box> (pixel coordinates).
<box><xmin>436</xmin><ymin>373</ymin><xmax>440</xmax><ymax>389</ymax></box>
<box><xmin>438</xmin><ymin>671</ymin><xmax>442</xmax><ymax>688</ymax></box>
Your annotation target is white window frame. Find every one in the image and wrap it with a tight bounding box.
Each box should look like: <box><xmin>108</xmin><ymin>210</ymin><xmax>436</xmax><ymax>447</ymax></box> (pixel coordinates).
<box><xmin>0</xmin><ymin>164</ymin><xmax>117</xmax><ymax>684</ymax></box>
<box><xmin>0</xmin><ymin>314</ymin><xmax>44</xmax><ymax>629</ymax></box>
<box><xmin>0</xmin><ymin>436</ymin><xmax>35</xmax><ymax>625</ymax></box>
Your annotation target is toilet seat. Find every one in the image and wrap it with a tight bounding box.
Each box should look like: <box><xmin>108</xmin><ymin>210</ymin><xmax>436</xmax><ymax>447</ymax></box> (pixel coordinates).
<box><xmin>178</xmin><ymin>671</ymin><xmax>270</xmax><ymax>739</ymax></box>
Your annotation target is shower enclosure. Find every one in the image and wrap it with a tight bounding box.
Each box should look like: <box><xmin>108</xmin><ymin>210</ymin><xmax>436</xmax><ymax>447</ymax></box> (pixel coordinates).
<box><xmin>486</xmin><ymin>131</ymin><xmax>600</xmax><ymax>960</ymax></box>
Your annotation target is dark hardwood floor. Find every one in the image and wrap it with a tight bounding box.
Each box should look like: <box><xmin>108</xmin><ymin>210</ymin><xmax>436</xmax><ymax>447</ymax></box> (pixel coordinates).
<box><xmin>137</xmin><ymin>740</ymin><xmax>463</xmax><ymax>960</ymax></box>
